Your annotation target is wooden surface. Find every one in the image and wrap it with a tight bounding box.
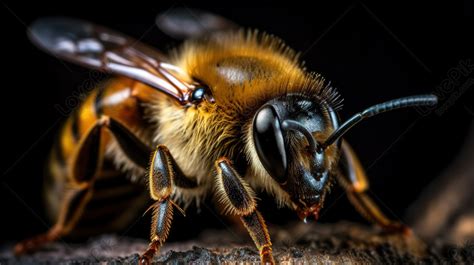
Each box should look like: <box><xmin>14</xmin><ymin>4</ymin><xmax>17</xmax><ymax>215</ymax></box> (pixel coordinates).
<box><xmin>1</xmin><ymin>221</ymin><xmax>472</xmax><ymax>264</ymax></box>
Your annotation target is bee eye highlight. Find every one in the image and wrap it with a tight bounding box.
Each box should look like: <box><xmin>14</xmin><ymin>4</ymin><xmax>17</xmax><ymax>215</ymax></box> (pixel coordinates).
<box><xmin>191</xmin><ymin>86</ymin><xmax>207</xmax><ymax>102</ymax></box>
<box><xmin>253</xmin><ymin>105</ymin><xmax>288</xmax><ymax>183</ymax></box>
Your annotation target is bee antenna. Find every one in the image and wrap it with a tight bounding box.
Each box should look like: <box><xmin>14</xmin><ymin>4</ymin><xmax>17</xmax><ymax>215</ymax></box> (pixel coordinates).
<box><xmin>322</xmin><ymin>94</ymin><xmax>438</xmax><ymax>149</ymax></box>
<box><xmin>282</xmin><ymin>120</ymin><xmax>322</xmax><ymax>153</ymax></box>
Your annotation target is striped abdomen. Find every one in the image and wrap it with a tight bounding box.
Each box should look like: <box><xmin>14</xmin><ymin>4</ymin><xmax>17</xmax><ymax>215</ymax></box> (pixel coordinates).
<box><xmin>46</xmin><ymin>77</ymin><xmax>158</xmax><ymax>236</ymax></box>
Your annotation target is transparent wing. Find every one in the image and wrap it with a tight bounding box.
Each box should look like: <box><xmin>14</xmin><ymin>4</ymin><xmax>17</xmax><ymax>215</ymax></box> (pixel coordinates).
<box><xmin>156</xmin><ymin>8</ymin><xmax>237</xmax><ymax>39</ymax></box>
<box><xmin>29</xmin><ymin>17</ymin><xmax>195</xmax><ymax>104</ymax></box>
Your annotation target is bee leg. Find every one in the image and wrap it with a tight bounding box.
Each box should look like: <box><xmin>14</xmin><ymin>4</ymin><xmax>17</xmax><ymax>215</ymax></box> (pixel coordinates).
<box><xmin>139</xmin><ymin>145</ymin><xmax>186</xmax><ymax>265</ymax></box>
<box><xmin>15</xmin><ymin>116</ymin><xmax>153</xmax><ymax>255</ymax></box>
<box><xmin>337</xmin><ymin>140</ymin><xmax>411</xmax><ymax>235</ymax></box>
<box><xmin>13</xmin><ymin>117</ymin><xmax>108</xmax><ymax>255</ymax></box>
<box><xmin>14</xmin><ymin>187</ymin><xmax>94</xmax><ymax>255</ymax></box>
<box><xmin>215</xmin><ymin>158</ymin><xmax>275</xmax><ymax>265</ymax></box>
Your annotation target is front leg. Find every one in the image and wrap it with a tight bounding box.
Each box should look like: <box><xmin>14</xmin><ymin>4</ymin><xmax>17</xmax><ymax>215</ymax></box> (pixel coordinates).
<box><xmin>139</xmin><ymin>145</ymin><xmax>196</xmax><ymax>265</ymax></box>
<box><xmin>215</xmin><ymin>158</ymin><xmax>275</xmax><ymax>265</ymax></box>
<box><xmin>337</xmin><ymin>140</ymin><xmax>410</xmax><ymax>234</ymax></box>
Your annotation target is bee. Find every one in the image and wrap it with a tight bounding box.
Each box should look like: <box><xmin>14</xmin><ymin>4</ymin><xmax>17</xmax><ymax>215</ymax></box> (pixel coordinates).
<box><xmin>16</xmin><ymin>9</ymin><xmax>437</xmax><ymax>264</ymax></box>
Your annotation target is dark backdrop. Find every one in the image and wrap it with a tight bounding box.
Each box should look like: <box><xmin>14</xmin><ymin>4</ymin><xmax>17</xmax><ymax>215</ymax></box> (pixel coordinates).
<box><xmin>1</xmin><ymin>2</ymin><xmax>473</xmax><ymax>242</ymax></box>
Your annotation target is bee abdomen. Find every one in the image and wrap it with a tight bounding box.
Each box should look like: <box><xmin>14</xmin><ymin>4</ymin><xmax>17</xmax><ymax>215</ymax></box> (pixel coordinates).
<box><xmin>45</xmin><ymin>77</ymin><xmax>158</xmax><ymax>236</ymax></box>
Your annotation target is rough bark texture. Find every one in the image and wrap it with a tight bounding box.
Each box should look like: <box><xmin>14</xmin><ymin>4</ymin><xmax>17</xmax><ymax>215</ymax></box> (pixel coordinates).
<box><xmin>1</xmin><ymin>222</ymin><xmax>473</xmax><ymax>264</ymax></box>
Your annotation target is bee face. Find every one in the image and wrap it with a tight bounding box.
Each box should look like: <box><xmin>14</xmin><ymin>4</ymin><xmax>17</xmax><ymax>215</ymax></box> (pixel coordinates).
<box><xmin>252</xmin><ymin>94</ymin><xmax>340</xmax><ymax>220</ymax></box>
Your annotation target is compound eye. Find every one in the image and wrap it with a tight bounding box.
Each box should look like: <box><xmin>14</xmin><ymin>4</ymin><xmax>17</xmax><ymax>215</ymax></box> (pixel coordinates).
<box><xmin>253</xmin><ymin>105</ymin><xmax>288</xmax><ymax>183</ymax></box>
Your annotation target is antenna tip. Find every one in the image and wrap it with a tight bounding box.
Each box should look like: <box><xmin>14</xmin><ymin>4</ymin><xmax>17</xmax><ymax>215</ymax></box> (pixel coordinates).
<box><xmin>429</xmin><ymin>94</ymin><xmax>439</xmax><ymax>105</ymax></box>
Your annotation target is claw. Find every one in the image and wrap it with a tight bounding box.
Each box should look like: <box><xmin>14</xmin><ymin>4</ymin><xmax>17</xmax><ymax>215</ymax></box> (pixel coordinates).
<box><xmin>260</xmin><ymin>245</ymin><xmax>275</xmax><ymax>265</ymax></box>
<box><xmin>139</xmin><ymin>240</ymin><xmax>160</xmax><ymax>265</ymax></box>
<box><xmin>139</xmin><ymin>255</ymin><xmax>152</xmax><ymax>265</ymax></box>
<box><xmin>382</xmin><ymin>223</ymin><xmax>413</xmax><ymax>236</ymax></box>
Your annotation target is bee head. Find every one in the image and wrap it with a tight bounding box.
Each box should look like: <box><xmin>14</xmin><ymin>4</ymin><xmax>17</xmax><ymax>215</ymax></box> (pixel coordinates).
<box><xmin>252</xmin><ymin>94</ymin><xmax>340</xmax><ymax>222</ymax></box>
<box><xmin>251</xmin><ymin>91</ymin><xmax>438</xmax><ymax>222</ymax></box>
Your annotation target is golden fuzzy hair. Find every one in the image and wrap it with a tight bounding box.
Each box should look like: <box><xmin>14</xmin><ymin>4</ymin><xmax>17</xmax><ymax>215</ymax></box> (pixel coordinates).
<box><xmin>150</xmin><ymin>30</ymin><xmax>340</xmax><ymax>208</ymax></box>
<box><xmin>170</xmin><ymin>30</ymin><xmax>336</xmax><ymax>112</ymax></box>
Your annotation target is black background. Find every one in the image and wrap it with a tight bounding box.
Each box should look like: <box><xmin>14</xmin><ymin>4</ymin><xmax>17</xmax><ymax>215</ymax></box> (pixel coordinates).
<box><xmin>1</xmin><ymin>2</ymin><xmax>473</xmax><ymax>243</ymax></box>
